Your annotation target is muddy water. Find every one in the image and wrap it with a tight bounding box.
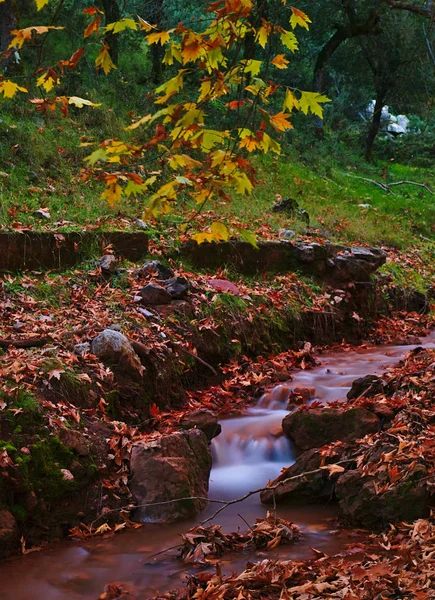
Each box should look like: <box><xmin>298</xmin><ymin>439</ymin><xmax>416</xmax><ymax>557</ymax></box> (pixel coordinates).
<box><xmin>1</xmin><ymin>333</ymin><xmax>435</xmax><ymax>599</ymax></box>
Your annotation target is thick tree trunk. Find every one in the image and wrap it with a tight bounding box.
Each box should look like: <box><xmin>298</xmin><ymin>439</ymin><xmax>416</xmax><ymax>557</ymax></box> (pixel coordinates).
<box><xmin>0</xmin><ymin>0</ymin><xmax>17</xmax><ymax>70</ymax></box>
<box><xmin>312</xmin><ymin>12</ymin><xmax>382</xmax><ymax>140</ymax></box>
<box><xmin>101</xmin><ymin>0</ymin><xmax>121</xmax><ymax>64</ymax></box>
<box><xmin>365</xmin><ymin>95</ymin><xmax>385</xmax><ymax>162</ymax></box>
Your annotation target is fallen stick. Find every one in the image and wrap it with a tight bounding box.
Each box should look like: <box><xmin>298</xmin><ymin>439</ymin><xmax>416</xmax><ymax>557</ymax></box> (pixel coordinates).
<box><xmin>0</xmin><ymin>337</ymin><xmax>50</xmax><ymax>349</ymax></box>
<box><xmin>89</xmin><ymin>459</ymin><xmax>355</xmax><ymax>529</ymax></box>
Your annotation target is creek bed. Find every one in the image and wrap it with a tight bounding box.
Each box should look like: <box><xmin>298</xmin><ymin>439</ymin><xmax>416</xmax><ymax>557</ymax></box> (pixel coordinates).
<box><xmin>1</xmin><ymin>333</ymin><xmax>435</xmax><ymax>599</ymax></box>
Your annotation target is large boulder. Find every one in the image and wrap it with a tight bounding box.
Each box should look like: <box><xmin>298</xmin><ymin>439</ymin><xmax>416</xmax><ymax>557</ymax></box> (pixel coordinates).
<box><xmin>91</xmin><ymin>329</ymin><xmax>143</xmax><ymax>380</ymax></box>
<box><xmin>282</xmin><ymin>406</ymin><xmax>380</xmax><ymax>450</ymax></box>
<box><xmin>129</xmin><ymin>429</ymin><xmax>212</xmax><ymax>522</ymax></box>
<box><xmin>180</xmin><ymin>409</ymin><xmax>221</xmax><ymax>441</ymax></box>
<box><xmin>335</xmin><ymin>465</ymin><xmax>429</xmax><ymax>528</ymax></box>
<box><xmin>0</xmin><ymin>510</ymin><xmax>19</xmax><ymax>559</ymax></box>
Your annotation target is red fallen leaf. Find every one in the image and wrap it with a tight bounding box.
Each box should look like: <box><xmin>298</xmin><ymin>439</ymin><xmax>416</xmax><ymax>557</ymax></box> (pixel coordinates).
<box><xmin>48</xmin><ymin>368</ymin><xmax>65</xmax><ymax>380</ymax></box>
<box><xmin>150</xmin><ymin>403</ymin><xmax>161</xmax><ymax>418</ymax></box>
<box><xmin>208</xmin><ymin>279</ymin><xmax>240</xmax><ymax>296</ymax></box>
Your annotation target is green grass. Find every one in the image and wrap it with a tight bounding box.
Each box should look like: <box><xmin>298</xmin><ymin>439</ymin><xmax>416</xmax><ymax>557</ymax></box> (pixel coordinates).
<box><xmin>1</xmin><ymin>97</ymin><xmax>435</xmax><ymax>250</ymax></box>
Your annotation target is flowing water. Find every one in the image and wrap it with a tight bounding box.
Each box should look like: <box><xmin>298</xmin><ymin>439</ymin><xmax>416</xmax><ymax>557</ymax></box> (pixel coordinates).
<box><xmin>1</xmin><ymin>333</ymin><xmax>435</xmax><ymax>599</ymax></box>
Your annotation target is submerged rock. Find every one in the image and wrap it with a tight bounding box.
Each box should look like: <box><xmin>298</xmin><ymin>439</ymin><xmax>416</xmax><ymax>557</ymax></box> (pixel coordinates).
<box><xmin>130</xmin><ymin>430</ymin><xmax>212</xmax><ymax>522</ymax></box>
<box><xmin>91</xmin><ymin>329</ymin><xmax>143</xmax><ymax>380</ymax></box>
<box><xmin>282</xmin><ymin>406</ymin><xmax>380</xmax><ymax>450</ymax></box>
<box><xmin>180</xmin><ymin>409</ymin><xmax>222</xmax><ymax>441</ymax></box>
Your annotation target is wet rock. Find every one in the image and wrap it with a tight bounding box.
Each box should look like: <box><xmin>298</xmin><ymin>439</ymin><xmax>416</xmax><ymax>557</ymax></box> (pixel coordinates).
<box><xmin>58</xmin><ymin>428</ymin><xmax>91</xmax><ymax>456</ymax></box>
<box><xmin>141</xmin><ymin>260</ymin><xmax>174</xmax><ymax>280</ymax></box>
<box><xmin>261</xmin><ymin>447</ymin><xmax>345</xmax><ymax>505</ymax></box>
<box><xmin>138</xmin><ymin>283</ymin><xmax>172</xmax><ymax>305</ymax></box>
<box><xmin>163</xmin><ymin>277</ymin><xmax>190</xmax><ymax>299</ymax></box>
<box><xmin>99</xmin><ymin>254</ymin><xmax>117</xmax><ymax>274</ymax></box>
<box><xmin>208</xmin><ymin>279</ymin><xmax>240</xmax><ymax>296</ymax></box>
<box><xmin>0</xmin><ymin>510</ymin><xmax>19</xmax><ymax>559</ymax></box>
<box><xmin>91</xmin><ymin>329</ymin><xmax>143</xmax><ymax>380</ymax></box>
<box><xmin>74</xmin><ymin>342</ymin><xmax>91</xmax><ymax>356</ymax></box>
<box><xmin>347</xmin><ymin>374</ymin><xmax>384</xmax><ymax>400</ymax></box>
<box><xmin>129</xmin><ymin>430</ymin><xmax>212</xmax><ymax>522</ymax></box>
<box><xmin>282</xmin><ymin>406</ymin><xmax>380</xmax><ymax>450</ymax></box>
<box><xmin>293</xmin><ymin>386</ymin><xmax>316</xmax><ymax>401</ymax></box>
<box><xmin>336</xmin><ymin>465</ymin><xmax>429</xmax><ymax>527</ymax></box>
<box><xmin>180</xmin><ymin>409</ymin><xmax>222</xmax><ymax>441</ymax></box>
<box><xmin>388</xmin><ymin>286</ymin><xmax>429</xmax><ymax>314</ymax></box>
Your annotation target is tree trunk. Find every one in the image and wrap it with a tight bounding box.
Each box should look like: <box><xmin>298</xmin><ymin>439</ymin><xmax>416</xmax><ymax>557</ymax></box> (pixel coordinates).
<box><xmin>312</xmin><ymin>11</ymin><xmax>382</xmax><ymax>140</ymax></box>
<box><xmin>364</xmin><ymin>95</ymin><xmax>385</xmax><ymax>162</ymax></box>
<box><xmin>0</xmin><ymin>0</ymin><xmax>17</xmax><ymax>72</ymax></box>
<box><xmin>148</xmin><ymin>0</ymin><xmax>164</xmax><ymax>83</ymax></box>
<box><xmin>101</xmin><ymin>0</ymin><xmax>121</xmax><ymax>64</ymax></box>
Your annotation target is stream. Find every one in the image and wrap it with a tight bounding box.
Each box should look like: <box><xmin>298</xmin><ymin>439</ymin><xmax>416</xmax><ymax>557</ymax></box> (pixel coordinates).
<box><xmin>1</xmin><ymin>332</ymin><xmax>435</xmax><ymax>599</ymax></box>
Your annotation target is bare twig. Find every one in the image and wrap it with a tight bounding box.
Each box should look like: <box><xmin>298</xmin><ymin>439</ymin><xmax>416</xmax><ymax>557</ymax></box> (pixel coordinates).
<box><xmin>347</xmin><ymin>174</ymin><xmax>433</xmax><ymax>195</ymax></box>
<box><xmin>0</xmin><ymin>337</ymin><xmax>50</xmax><ymax>349</ymax></box>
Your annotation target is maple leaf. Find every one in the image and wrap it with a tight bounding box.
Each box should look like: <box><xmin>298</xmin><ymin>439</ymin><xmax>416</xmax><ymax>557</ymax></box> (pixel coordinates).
<box><xmin>255</xmin><ymin>22</ymin><xmax>272</xmax><ymax>48</ymax></box>
<box><xmin>84</xmin><ymin>16</ymin><xmax>101</xmax><ymax>38</ymax></box>
<box><xmin>290</xmin><ymin>7</ymin><xmax>311</xmax><ymax>30</ymax></box>
<box><xmin>244</xmin><ymin>59</ymin><xmax>262</xmax><ymax>76</ymax></box>
<box><xmin>35</xmin><ymin>0</ymin><xmax>50</xmax><ymax>10</ymax></box>
<box><xmin>59</xmin><ymin>47</ymin><xmax>85</xmax><ymax>72</ymax></box>
<box><xmin>320</xmin><ymin>464</ymin><xmax>345</xmax><ymax>477</ymax></box>
<box><xmin>280</xmin><ymin>30</ymin><xmax>298</xmax><ymax>52</ymax></box>
<box><xmin>210</xmin><ymin>222</ymin><xmax>230</xmax><ymax>241</ymax></box>
<box><xmin>48</xmin><ymin>368</ymin><xmax>65</xmax><ymax>380</ymax></box>
<box><xmin>270</xmin><ymin>110</ymin><xmax>292</xmax><ymax>132</ymax></box>
<box><xmin>283</xmin><ymin>88</ymin><xmax>299</xmax><ymax>111</ymax></box>
<box><xmin>37</xmin><ymin>69</ymin><xmax>59</xmax><ymax>92</ymax></box>
<box><xmin>82</xmin><ymin>6</ymin><xmax>103</xmax><ymax>15</ymax></box>
<box><xmin>105</xmin><ymin>18</ymin><xmax>138</xmax><ymax>34</ymax></box>
<box><xmin>95</xmin><ymin>45</ymin><xmax>116</xmax><ymax>75</ymax></box>
<box><xmin>299</xmin><ymin>91</ymin><xmax>331</xmax><ymax>118</ymax></box>
<box><xmin>101</xmin><ymin>181</ymin><xmax>123</xmax><ymax>206</ymax></box>
<box><xmin>271</xmin><ymin>54</ymin><xmax>289</xmax><ymax>69</ymax></box>
<box><xmin>0</xmin><ymin>80</ymin><xmax>28</xmax><ymax>98</ymax></box>
<box><xmin>68</xmin><ymin>96</ymin><xmax>101</xmax><ymax>108</ymax></box>
<box><xmin>9</xmin><ymin>26</ymin><xmax>64</xmax><ymax>50</ymax></box>
<box><xmin>147</xmin><ymin>30</ymin><xmax>171</xmax><ymax>46</ymax></box>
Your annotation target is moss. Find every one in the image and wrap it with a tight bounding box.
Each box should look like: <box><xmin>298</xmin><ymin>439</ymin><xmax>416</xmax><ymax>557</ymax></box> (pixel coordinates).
<box><xmin>23</xmin><ymin>436</ymin><xmax>77</xmax><ymax>502</ymax></box>
<box><xmin>10</xmin><ymin>504</ymin><xmax>28</xmax><ymax>523</ymax></box>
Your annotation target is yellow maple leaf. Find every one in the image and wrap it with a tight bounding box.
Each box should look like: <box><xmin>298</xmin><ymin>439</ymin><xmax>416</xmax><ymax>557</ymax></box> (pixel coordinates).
<box><xmin>255</xmin><ymin>23</ymin><xmax>271</xmax><ymax>49</ymax></box>
<box><xmin>95</xmin><ymin>45</ymin><xmax>116</xmax><ymax>75</ymax></box>
<box><xmin>163</xmin><ymin>43</ymin><xmax>182</xmax><ymax>66</ymax></box>
<box><xmin>210</xmin><ymin>222</ymin><xmax>230</xmax><ymax>241</ymax></box>
<box><xmin>181</xmin><ymin>32</ymin><xmax>202</xmax><ymax>64</ymax></box>
<box><xmin>270</xmin><ymin>110</ymin><xmax>292</xmax><ymax>132</ymax></box>
<box><xmin>154</xmin><ymin>71</ymin><xmax>184</xmax><ymax>104</ymax></box>
<box><xmin>125</xmin><ymin>114</ymin><xmax>152</xmax><ymax>130</ymax></box>
<box><xmin>283</xmin><ymin>88</ymin><xmax>299</xmax><ymax>111</ymax></box>
<box><xmin>36</xmin><ymin>71</ymin><xmax>57</xmax><ymax>92</ymax></box>
<box><xmin>280</xmin><ymin>30</ymin><xmax>298</xmax><ymax>52</ymax></box>
<box><xmin>271</xmin><ymin>54</ymin><xmax>289</xmax><ymax>69</ymax></box>
<box><xmin>243</xmin><ymin>59</ymin><xmax>262</xmax><ymax>76</ymax></box>
<box><xmin>0</xmin><ymin>80</ymin><xmax>28</xmax><ymax>98</ymax></box>
<box><xmin>35</xmin><ymin>0</ymin><xmax>50</xmax><ymax>10</ymax></box>
<box><xmin>100</xmin><ymin>181</ymin><xmax>122</xmax><ymax>206</ymax></box>
<box><xmin>299</xmin><ymin>91</ymin><xmax>331</xmax><ymax>118</ymax></box>
<box><xmin>260</xmin><ymin>132</ymin><xmax>281</xmax><ymax>154</ymax></box>
<box><xmin>191</xmin><ymin>231</ymin><xmax>215</xmax><ymax>244</ymax></box>
<box><xmin>105</xmin><ymin>18</ymin><xmax>138</xmax><ymax>34</ymax></box>
<box><xmin>147</xmin><ymin>30</ymin><xmax>170</xmax><ymax>46</ymax></box>
<box><xmin>290</xmin><ymin>7</ymin><xmax>311</xmax><ymax>30</ymax></box>
<box><xmin>68</xmin><ymin>96</ymin><xmax>101</xmax><ymax>108</ymax></box>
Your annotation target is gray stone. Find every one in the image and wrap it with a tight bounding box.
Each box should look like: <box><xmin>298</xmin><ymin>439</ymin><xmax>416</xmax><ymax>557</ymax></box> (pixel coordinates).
<box><xmin>142</xmin><ymin>260</ymin><xmax>174</xmax><ymax>280</ymax></box>
<box><xmin>130</xmin><ymin>430</ymin><xmax>212</xmax><ymax>522</ymax></box>
<box><xmin>163</xmin><ymin>277</ymin><xmax>190</xmax><ymax>299</ymax></box>
<box><xmin>91</xmin><ymin>329</ymin><xmax>143</xmax><ymax>379</ymax></box>
<box><xmin>347</xmin><ymin>374</ymin><xmax>384</xmax><ymax>400</ymax></box>
<box><xmin>138</xmin><ymin>283</ymin><xmax>172</xmax><ymax>305</ymax></box>
<box><xmin>74</xmin><ymin>342</ymin><xmax>91</xmax><ymax>356</ymax></box>
<box><xmin>99</xmin><ymin>254</ymin><xmax>117</xmax><ymax>274</ymax></box>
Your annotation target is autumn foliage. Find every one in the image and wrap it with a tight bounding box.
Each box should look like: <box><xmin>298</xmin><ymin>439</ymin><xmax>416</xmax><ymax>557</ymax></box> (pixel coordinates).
<box><xmin>0</xmin><ymin>0</ymin><xmax>330</xmax><ymax>242</ymax></box>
